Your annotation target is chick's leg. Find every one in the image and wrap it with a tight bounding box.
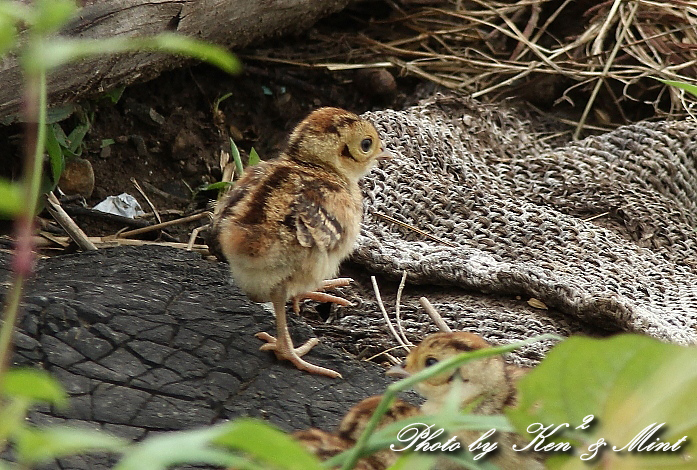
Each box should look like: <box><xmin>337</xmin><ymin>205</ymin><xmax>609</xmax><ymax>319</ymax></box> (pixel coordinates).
<box><xmin>255</xmin><ymin>296</ymin><xmax>342</xmax><ymax>379</ymax></box>
<box><xmin>292</xmin><ymin>278</ymin><xmax>353</xmax><ymax>313</ymax></box>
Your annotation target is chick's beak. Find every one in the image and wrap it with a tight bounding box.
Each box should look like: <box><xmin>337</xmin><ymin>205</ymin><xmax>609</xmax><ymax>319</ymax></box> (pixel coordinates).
<box><xmin>386</xmin><ymin>363</ymin><xmax>410</xmax><ymax>379</ymax></box>
<box><xmin>376</xmin><ymin>147</ymin><xmax>394</xmax><ymax>161</ymax></box>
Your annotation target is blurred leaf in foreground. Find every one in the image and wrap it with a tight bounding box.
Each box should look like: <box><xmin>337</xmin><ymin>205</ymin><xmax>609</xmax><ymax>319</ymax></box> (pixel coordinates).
<box><xmin>508</xmin><ymin>334</ymin><xmax>697</xmax><ymax>469</ymax></box>
<box><xmin>115</xmin><ymin>424</ymin><xmax>248</xmax><ymax>470</ymax></box>
<box><xmin>15</xmin><ymin>426</ymin><xmax>127</xmax><ymax>464</ymax></box>
<box><xmin>215</xmin><ymin>418</ymin><xmax>323</xmax><ymax>470</ymax></box>
<box><xmin>2</xmin><ymin>368</ymin><xmax>67</xmax><ymax>407</ymax></box>
<box><xmin>0</xmin><ymin>180</ymin><xmax>23</xmax><ymax>217</ymax></box>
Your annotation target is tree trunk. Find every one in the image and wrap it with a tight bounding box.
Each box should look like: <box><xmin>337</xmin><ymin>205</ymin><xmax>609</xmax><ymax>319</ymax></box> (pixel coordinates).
<box><xmin>0</xmin><ymin>0</ymin><xmax>351</xmax><ymax>122</ymax></box>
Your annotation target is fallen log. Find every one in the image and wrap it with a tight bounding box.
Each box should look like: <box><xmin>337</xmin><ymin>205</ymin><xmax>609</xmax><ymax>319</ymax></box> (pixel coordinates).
<box><xmin>0</xmin><ymin>0</ymin><xmax>351</xmax><ymax>122</ymax></box>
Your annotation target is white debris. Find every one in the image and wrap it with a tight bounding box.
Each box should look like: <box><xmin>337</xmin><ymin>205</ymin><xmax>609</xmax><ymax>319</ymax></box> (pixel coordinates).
<box><xmin>93</xmin><ymin>193</ymin><xmax>144</xmax><ymax>218</ymax></box>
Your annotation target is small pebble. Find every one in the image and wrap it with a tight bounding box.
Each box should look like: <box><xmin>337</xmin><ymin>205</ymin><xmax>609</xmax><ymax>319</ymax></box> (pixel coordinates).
<box><xmin>354</xmin><ymin>68</ymin><xmax>397</xmax><ymax>97</ymax></box>
<box><xmin>59</xmin><ymin>157</ymin><xmax>95</xmax><ymax>198</ymax></box>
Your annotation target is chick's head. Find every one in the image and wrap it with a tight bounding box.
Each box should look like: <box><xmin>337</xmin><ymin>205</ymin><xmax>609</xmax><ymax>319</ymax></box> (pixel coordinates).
<box><xmin>396</xmin><ymin>332</ymin><xmax>509</xmax><ymax>413</ymax></box>
<box><xmin>286</xmin><ymin>107</ymin><xmax>391</xmax><ymax>182</ymax></box>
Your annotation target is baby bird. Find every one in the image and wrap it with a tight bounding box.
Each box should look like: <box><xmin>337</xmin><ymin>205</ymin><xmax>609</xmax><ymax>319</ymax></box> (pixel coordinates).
<box><xmin>211</xmin><ymin>107</ymin><xmax>391</xmax><ymax>378</ymax></box>
<box><xmin>294</xmin><ymin>395</ymin><xmax>420</xmax><ymax>470</ymax></box>
<box><xmin>387</xmin><ymin>331</ymin><xmax>523</xmax><ymax>414</ymax></box>
<box><xmin>388</xmin><ymin>331</ymin><xmax>543</xmax><ymax>470</ymax></box>
<box><xmin>293</xmin><ymin>333</ymin><xmax>540</xmax><ymax>469</ymax></box>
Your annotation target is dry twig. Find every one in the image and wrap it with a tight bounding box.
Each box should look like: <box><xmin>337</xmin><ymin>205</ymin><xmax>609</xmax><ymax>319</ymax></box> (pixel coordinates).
<box><xmin>419</xmin><ymin>296</ymin><xmax>452</xmax><ymax>333</ymax></box>
<box><xmin>371</xmin><ymin>276</ymin><xmax>411</xmax><ymax>352</ymax></box>
<box><xmin>131</xmin><ymin>177</ymin><xmax>161</xmax><ymax>224</ymax></box>
<box><xmin>117</xmin><ymin>212</ymin><xmax>209</xmax><ymax>239</ymax></box>
<box><xmin>394</xmin><ymin>271</ymin><xmax>413</xmax><ymax>347</ymax></box>
<box><xmin>44</xmin><ymin>192</ymin><xmax>98</xmax><ymax>251</ymax></box>
<box><xmin>34</xmin><ymin>235</ymin><xmax>210</xmax><ymax>255</ymax></box>
<box><xmin>376</xmin><ymin>213</ymin><xmax>457</xmax><ymax>247</ymax></box>
<box><xmin>246</xmin><ymin>0</ymin><xmax>697</xmax><ymax>128</ymax></box>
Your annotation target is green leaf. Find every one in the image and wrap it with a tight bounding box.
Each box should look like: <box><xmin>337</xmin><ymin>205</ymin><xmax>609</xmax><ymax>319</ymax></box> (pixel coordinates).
<box><xmin>45</xmin><ymin>124</ymin><xmax>65</xmax><ymax>186</ymax></box>
<box><xmin>101</xmin><ymin>138</ymin><xmax>115</xmax><ymax>148</ymax></box>
<box><xmin>213</xmin><ymin>92</ymin><xmax>233</xmax><ymax>113</ymax></box>
<box><xmin>0</xmin><ymin>397</ymin><xmax>32</xmax><ymax>445</ymax></box>
<box><xmin>0</xmin><ymin>13</ymin><xmax>17</xmax><ymax>57</ymax></box>
<box><xmin>200</xmin><ymin>181</ymin><xmax>233</xmax><ymax>192</ymax></box>
<box><xmin>2</xmin><ymin>368</ymin><xmax>67</xmax><ymax>407</ymax></box>
<box><xmin>0</xmin><ymin>179</ymin><xmax>23</xmax><ymax>217</ymax></box>
<box><xmin>15</xmin><ymin>426</ymin><xmax>128</xmax><ymax>464</ymax></box>
<box><xmin>146</xmin><ymin>33</ymin><xmax>241</xmax><ymax>74</ymax></box>
<box><xmin>508</xmin><ymin>334</ymin><xmax>697</xmax><ymax>469</ymax></box>
<box><xmin>104</xmin><ymin>86</ymin><xmax>126</xmax><ymax>104</ymax></box>
<box><xmin>390</xmin><ymin>452</ymin><xmax>441</xmax><ymax>470</ymax></box>
<box><xmin>50</xmin><ymin>122</ymin><xmax>69</xmax><ymax>148</ymax></box>
<box><xmin>325</xmin><ymin>412</ymin><xmax>510</xmax><ymax>469</ymax></box>
<box><xmin>66</xmin><ymin>121</ymin><xmax>90</xmax><ymax>153</ymax></box>
<box><xmin>46</xmin><ymin>104</ymin><xmax>75</xmax><ymax>124</ymax></box>
<box><xmin>0</xmin><ymin>1</ymin><xmax>33</xmax><ymax>24</ymax></box>
<box><xmin>658</xmin><ymin>79</ymin><xmax>697</xmax><ymax>99</ymax></box>
<box><xmin>230</xmin><ymin>137</ymin><xmax>244</xmax><ymax>176</ymax></box>
<box><xmin>215</xmin><ymin>418</ymin><xmax>323</xmax><ymax>470</ymax></box>
<box><xmin>115</xmin><ymin>424</ymin><xmax>251</xmax><ymax>470</ymax></box>
<box><xmin>31</xmin><ymin>34</ymin><xmax>240</xmax><ymax>74</ymax></box>
<box><xmin>33</xmin><ymin>0</ymin><xmax>77</xmax><ymax>34</ymax></box>
<box><xmin>248</xmin><ymin>147</ymin><xmax>261</xmax><ymax>166</ymax></box>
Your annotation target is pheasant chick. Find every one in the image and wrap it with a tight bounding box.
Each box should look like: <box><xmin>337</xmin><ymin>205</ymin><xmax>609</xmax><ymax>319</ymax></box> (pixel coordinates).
<box><xmin>211</xmin><ymin>107</ymin><xmax>391</xmax><ymax>378</ymax></box>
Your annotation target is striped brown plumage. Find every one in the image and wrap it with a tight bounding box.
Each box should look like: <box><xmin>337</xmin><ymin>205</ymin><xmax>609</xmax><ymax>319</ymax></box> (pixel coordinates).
<box><xmin>210</xmin><ymin>107</ymin><xmax>391</xmax><ymax>378</ymax></box>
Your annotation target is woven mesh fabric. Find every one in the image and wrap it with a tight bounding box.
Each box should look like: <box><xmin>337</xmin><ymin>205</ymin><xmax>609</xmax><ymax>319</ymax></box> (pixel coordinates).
<box><xmin>343</xmin><ymin>94</ymin><xmax>697</xmax><ymax>365</ymax></box>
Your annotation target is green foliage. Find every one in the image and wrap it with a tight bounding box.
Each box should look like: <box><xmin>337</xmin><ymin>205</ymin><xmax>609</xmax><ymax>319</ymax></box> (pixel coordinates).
<box><xmin>4</xmin><ymin>2</ymin><xmax>693</xmax><ymax>470</ymax></box>
<box><xmin>14</xmin><ymin>427</ymin><xmax>127</xmax><ymax>465</ymax></box>
<box><xmin>215</xmin><ymin>419</ymin><xmax>324</xmax><ymax>470</ymax></box>
<box><xmin>46</xmin><ymin>104</ymin><xmax>75</xmax><ymax>124</ymax></box>
<box><xmin>249</xmin><ymin>147</ymin><xmax>261</xmax><ymax>166</ymax></box>
<box><xmin>0</xmin><ymin>370</ymin><xmax>127</xmax><ymax>466</ymax></box>
<box><xmin>339</xmin><ymin>411</ymin><xmax>507</xmax><ymax>470</ymax></box>
<box><xmin>31</xmin><ymin>0</ymin><xmax>77</xmax><ymax>35</ymax></box>
<box><xmin>2</xmin><ymin>368</ymin><xmax>67</xmax><ymax>407</ymax></box>
<box><xmin>0</xmin><ymin>1</ymin><xmax>32</xmax><ymax>25</ymax></box>
<box><xmin>0</xmin><ymin>13</ymin><xmax>15</xmax><ymax>56</ymax></box>
<box><xmin>0</xmin><ymin>0</ymin><xmax>245</xmax><ymax>467</ymax></box>
<box><xmin>0</xmin><ymin>180</ymin><xmax>22</xmax><ymax>217</ymax></box>
<box><xmin>43</xmin><ymin>112</ymin><xmax>90</xmax><ymax>192</ymax></box>
<box><xmin>199</xmin><ymin>181</ymin><xmax>233</xmax><ymax>192</ymax></box>
<box><xmin>508</xmin><ymin>334</ymin><xmax>697</xmax><ymax>469</ymax></box>
<box><xmin>230</xmin><ymin>137</ymin><xmax>244</xmax><ymax>176</ymax></box>
<box><xmin>659</xmin><ymin>79</ymin><xmax>697</xmax><ymax>99</ymax></box>
<box><xmin>0</xmin><ymin>396</ymin><xmax>31</xmax><ymax>445</ymax></box>
<box><xmin>213</xmin><ymin>92</ymin><xmax>233</xmax><ymax>114</ymax></box>
<box><xmin>198</xmin><ymin>137</ymin><xmax>256</xmax><ymax>194</ymax></box>
<box><xmin>25</xmin><ymin>33</ymin><xmax>240</xmax><ymax>74</ymax></box>
<box><xmin>115</xmin><ymin>424</ymin><xmax>247</xmax><ymax>470</ymax></box>
<box><xmin>44</xmin><ymin>124</ymin><xmax>64</xmax><ymax>191</ymax></box>
<box><xmin>104</xmin><ymin>86</ymin><xmax>126</xmax><ymax>104</ymax></box>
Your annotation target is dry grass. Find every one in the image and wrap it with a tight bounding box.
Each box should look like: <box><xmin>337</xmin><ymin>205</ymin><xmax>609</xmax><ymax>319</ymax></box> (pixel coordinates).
<box><xmin>246</xmin><ymin>0</ymin><xmax>697</xmax><ymax>135</ymax></box>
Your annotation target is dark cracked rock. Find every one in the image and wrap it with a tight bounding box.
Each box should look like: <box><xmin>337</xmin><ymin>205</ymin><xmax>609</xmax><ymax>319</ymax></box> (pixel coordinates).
<box><xmin>0</xmin><ymin>246</ymin><xmax>406</xmax><ymax>469</ymax></box>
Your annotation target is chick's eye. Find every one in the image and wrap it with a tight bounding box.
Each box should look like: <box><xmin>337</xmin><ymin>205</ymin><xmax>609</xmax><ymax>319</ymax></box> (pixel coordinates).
<box><xmin>424</xmin><ymin>357</ymin><xmax>439</xmax><ymax>367</ymax></box>
<box><xmin>360</xmin><ymin>138</ymin><xmax>372</xmax><ymax>152</ymax></box>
